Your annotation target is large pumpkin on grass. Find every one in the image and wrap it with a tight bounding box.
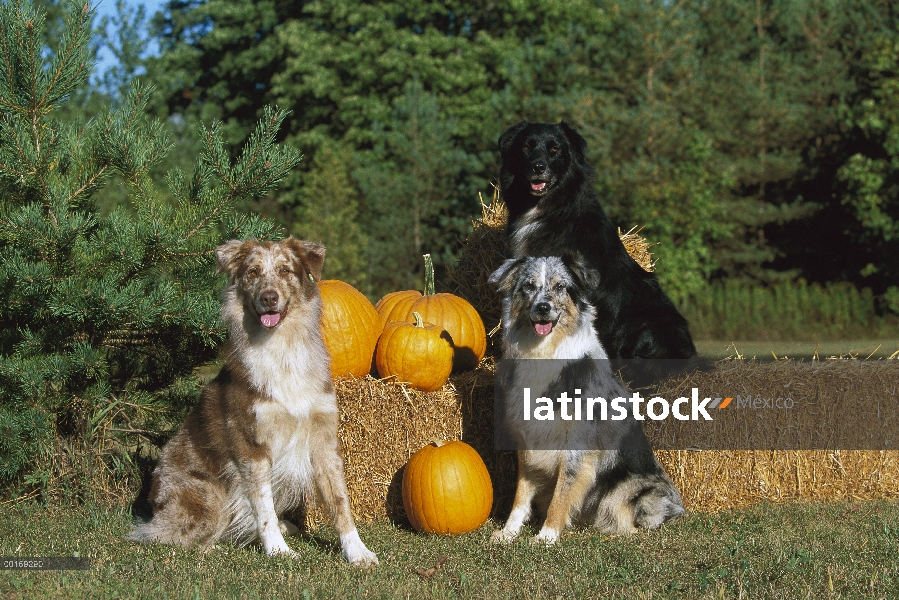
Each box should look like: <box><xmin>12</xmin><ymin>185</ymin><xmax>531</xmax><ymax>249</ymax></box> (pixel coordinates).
<box><xmin>376</xmin><ymin>312</ymin><xmax>453</xmax><ymax>392</ymax></box>
<box><xmin>402</xmin><ymin>440</ymin><xmax>493</xmax><ymax>535</ymax></box>
<box><xmin>318</xmin><ymin>280</ymin><xmax>380</xmax><ymax>377</ymax></box>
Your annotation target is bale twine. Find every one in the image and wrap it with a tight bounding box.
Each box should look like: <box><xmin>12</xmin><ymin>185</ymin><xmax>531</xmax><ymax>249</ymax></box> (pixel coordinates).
<box><xmin>307</xmin><ymin>359</ymin><xmax>898</xmax><ymax>527</ymax></box>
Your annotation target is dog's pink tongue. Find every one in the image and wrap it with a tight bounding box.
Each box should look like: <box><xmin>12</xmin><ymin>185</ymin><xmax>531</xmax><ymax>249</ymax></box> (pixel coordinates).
<box><xmin>534</xmin><ymin>321</ymin><xmax>553</xmax><ymax>336</ymax></box>
<box><xmin>260</xmin><ymin>312</ymin><xmax>281</xmax><ymax>328</ymax></box>
<box><xmin>531</xmin><ymin>182</ymin><xmax>547</xmax><ymax>191</ymax></box>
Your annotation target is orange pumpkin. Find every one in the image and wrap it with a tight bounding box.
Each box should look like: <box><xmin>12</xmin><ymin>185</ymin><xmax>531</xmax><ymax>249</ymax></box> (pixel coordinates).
<box><xmin>318</xmin><ymin>280</ymin><xmax>381</xmax><ymax>377</ymax></box>
<box><xmin>402</xmin><ymin>440</ymin><xmax>493</xmax><ymax>534</ymax></box>
<box><xmin>376</xmin><ymin>312</ymin><xmax>453</xmax><ymax>392</ymax></box>
<box><xmin>409</xmin><ymin>255</ymin><xmax>486</xmax><ymax>372</ymax></box>
<box><xmin>374</xmin><ymin>289</ymin><xmax>422</xmax><ymax>330</ymax></box>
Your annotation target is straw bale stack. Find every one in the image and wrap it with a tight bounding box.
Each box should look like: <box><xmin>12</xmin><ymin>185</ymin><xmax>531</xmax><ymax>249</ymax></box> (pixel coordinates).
<box><xmin>307</xmin><ymin>359</ymin><xmax>898</xmax><ymax>527</ymax></box>
<box><xmin>448</xmin><ymin>189</ymin><xmax>655</xmax><ymax>338</ymax></box>
<box><xmin>648</xmin><ymin>360</ymin><xmax>899</xmax><ymax>510</ymax></box>
<box><xmin>302</xmin><ymin>190</ymin><xmax>898</xmax><ymax>527</ymax></box>
<box><xmin>304</xmin><ymin>361</ymin><xmax>517</xmax><ymax>528</ymax></box>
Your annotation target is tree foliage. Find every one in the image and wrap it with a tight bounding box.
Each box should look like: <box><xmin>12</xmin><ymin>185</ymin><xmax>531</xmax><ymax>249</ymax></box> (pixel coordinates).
<box><xmin>835</xmin><ymin>12</ymin><xmax>899</xmax><ymax>311</ymax></box>
<box><xmin>145</xmin><ymin>0</ymin><xmax>899</xmax><ymax>306</ymax></box>
<box><xmin>0</xmin><ymin>0</ymin><xmax>300</xmax><ymax>499</ymax></box>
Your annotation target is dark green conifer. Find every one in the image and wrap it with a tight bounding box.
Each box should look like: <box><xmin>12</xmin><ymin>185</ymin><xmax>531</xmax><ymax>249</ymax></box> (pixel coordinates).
<box><xmin>0</xmin><ymin>0</ymin><xmax>301</xmax><ymax>500</ymax></box>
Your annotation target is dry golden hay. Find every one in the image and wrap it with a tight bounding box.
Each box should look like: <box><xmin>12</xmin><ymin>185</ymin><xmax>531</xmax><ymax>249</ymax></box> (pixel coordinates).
<box><xmin>305</xmin><ymin>360</ymin><xmax>518</xmax><ymax>528</ymax></box>
<box><xmin>618</xmin><ymin>225</ymin><xmax>657</xmax><ymax>272</ymax></box>
<box><xmin>448</xmin><ymin>188</ymin><xmax>655</xmax><ymax>338</ymax></box>
<box><xmin>306</xmin><ymin>359</ymin><xmax>899</xmax><ymax>527</ymax></box>
<box><xmin>647</xmin><ymin>360</ymin><xmax>899</xmax><ymax>510</ymax></box>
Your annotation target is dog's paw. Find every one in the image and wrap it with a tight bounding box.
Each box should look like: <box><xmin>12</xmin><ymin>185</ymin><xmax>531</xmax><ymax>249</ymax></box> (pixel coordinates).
<box><xmin>267</xmin><ymin>544</ymin><xmax>298</xmax><ymax>558</ymax></box>
<box><xmin>347</xmin><ymin>547</ymin><xmax>379</xmax><ymax>569</ymax></box>
<box><xmin>278</xmin><ymin>518</ymin><xmax>300</xmax><ymax>537</ymax></box>
<box><xmin>530</xmin><ymin>530</ymin><xmax>559</xmax><ymax>546</ymax></box>
<box><xmin>341</xmin><ymin>530</ymin><xmax>378</xmax><ymax>568</ymax></box>
<box><xmin>489</xmin><ymin>529</ymin><xmax>518</xmax><ymax>544</ymax></box>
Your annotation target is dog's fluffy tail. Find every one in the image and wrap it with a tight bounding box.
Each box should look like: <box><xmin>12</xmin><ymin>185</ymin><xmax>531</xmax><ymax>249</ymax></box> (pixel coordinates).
<box><xmin>616</xmin><ymin>354</ymin><xmax>715</xmax><ymax>389</ymax></box>
<box><xmin>127</xmin><ymin>518</ymin><xmax>188</xmax><ymax>546</ymax></box>
<box><xmin>127</xmin><ymin>519</ymin><xmax>164</xmax><ymax>544</ymax></box>
<box><xmin>595</xmin><ymin>470</ymin><xmax>685</xmax><ymax>534</ymax></box>
<box><xmin>631</xmin><ymin>484</ymin><xmax>686</xmax><ymax>530</ymax></box>
<box><xmin>127</xmin><ymin>514</ymin><xmax>224</xmax><ymax>547</ymax></box>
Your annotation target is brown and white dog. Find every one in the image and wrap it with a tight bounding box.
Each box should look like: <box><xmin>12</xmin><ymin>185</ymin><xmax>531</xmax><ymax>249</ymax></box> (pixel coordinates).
<box><xmin>129</xmin><ymin>238</ymin><xmax>377</xmax><ymax>567</ymax></box>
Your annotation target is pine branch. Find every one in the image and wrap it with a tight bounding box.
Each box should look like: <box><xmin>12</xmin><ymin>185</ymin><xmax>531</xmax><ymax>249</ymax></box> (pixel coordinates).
<box><xmin>0</xmin><ymin>2</ymin><xmax>301</xmax><ymax>497</ymax></box>
<box><xmin>36</xmin><ymin>2</ymin><xmax>92</xmax><ymax>113</ymax></box>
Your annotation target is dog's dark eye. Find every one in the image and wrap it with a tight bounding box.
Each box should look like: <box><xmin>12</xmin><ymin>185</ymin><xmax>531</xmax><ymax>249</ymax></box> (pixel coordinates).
<box><xmin>279</xmin><ymin>266</ymin><xmax>291</xmax><ymax>276</ymax></box>
<box><xmin>522</xmin><ymin>144</ymin><xmax>532</xmax><ymax>154</ymax></box>
<box><xmin>246</xmin><ymin>267</ymin><xmax>259</xmax><ymax>279</ymax></box>
<box><xmin>554</xmin><ymin>282</ymin><xmax>565</xmax><ymax>292</ymax></box>
<box><xmin>522</xmin><ymin>282</ymin><xmax>536</xmax><ymax>293</ymax></box>
<box><xmin>549</xmin><ymin>145</ymin><xmax>559</xmax><ymax>154</ymax></box>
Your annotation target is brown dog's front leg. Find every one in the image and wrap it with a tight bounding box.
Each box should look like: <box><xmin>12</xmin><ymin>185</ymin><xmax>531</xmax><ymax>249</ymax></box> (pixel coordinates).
<box><xmin>533</xmin><ymin>452</ymin><xmax>598</xmax><ymax>545</ymax></box>
<box><xmin>309</xmin><ymin>408</ymin><xmax>378</xmax><ymax>567</ymax></box>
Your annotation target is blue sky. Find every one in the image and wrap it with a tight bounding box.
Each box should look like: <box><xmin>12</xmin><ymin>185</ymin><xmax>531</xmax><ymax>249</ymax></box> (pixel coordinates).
<box><xmin>91</xmin><ymin>0</ymin><xmax>165</xmax><ymax>79</ymax></box>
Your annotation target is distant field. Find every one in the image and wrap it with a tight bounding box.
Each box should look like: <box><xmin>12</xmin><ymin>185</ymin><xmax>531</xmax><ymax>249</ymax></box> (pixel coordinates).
<box><xmin>696</xmin><ymin>340</ymin><xmax>899</xmax><ymax>361</ymax></box>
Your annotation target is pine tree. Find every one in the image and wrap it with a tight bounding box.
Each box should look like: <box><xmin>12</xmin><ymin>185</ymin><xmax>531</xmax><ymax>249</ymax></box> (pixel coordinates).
<box><xmin>354</xmin><ymin>80</ymin><xmax>481</xmax><ymax>297</ymax></box>
<box><xmin>0</xmin><ymin>0</ymin><xmax>301</xmax><ymax>501</ymax></box>
<box><xmin>290</xmin><ymin>140</ymin><xmax>368</xmax><ymax>292</ymax></box>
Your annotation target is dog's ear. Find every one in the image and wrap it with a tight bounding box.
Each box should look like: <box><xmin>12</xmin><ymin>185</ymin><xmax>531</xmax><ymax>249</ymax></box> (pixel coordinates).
<box><xmin>216</xmin><ymin>239</ymin><xmax>250</xmax><ymax>280</ymax></box>
<box><xmin>498</xmin><ymin>121</ymin><xmax>529</xmax><ymax>156</ymax></box>
<box><xmin>283</xmin><ymin>237</ymin><xmax>326</xmax><ymax>281</ymax></box>
<box><xmin>559</xmin><ymin>121</ymin><xmax>589</xmax><ymax>161</ymax></box>
<box><xmin>488</xmin><ymin>257</ymin><xmax>525</xmax><ymax>294</ymax></box>
<box><xmin>562</xmin><ymin>252</ymin><xmax>599</xmax><ymax>290</ymax></box>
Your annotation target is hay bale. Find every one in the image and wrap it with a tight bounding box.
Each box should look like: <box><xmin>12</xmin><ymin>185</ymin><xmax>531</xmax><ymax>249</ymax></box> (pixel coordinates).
<box><xmin>305</xmin><ymin>191</ymin><xmax>897</xmax><ymax>525</ymax></box>
<box><xmin>648</xmin><ymin>360</ymin><xmax>899</xmax><ymax>510</ymax></box>
<box><xmin>308</xmin><ymin>359</ymin><xmax>898</xmax><ymax>526</ymax></box>
<box><xmin>448</xmin><ymin>188</ymin><xmax>655</xmax><ymax>337</ymax></box>
<box><xmin>306</xmin><ymin>361</ymin><xmax>517</xmax><ymax>528</ymax></box>
<box><xmin>618</xmin><ymin>225</ymin><xmax>657</xmax><ymax>272</ymax></box>
<box><xmin>446</xmin><ymin>190</ymin><xmax>510</xmax><ymax>335</ymax></box>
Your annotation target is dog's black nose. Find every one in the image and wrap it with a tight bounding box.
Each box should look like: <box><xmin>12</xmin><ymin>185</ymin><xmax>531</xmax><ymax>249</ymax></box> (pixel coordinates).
<box><xmin>261</xmin><ymin>291</ymin><xmax>279</xmax><ymax>310</ymax></box>
<box><xmin>534</xmin><ymin>301</ymin><xmax>551</xmax><ymax>315</ymax></box>
<box><xmin>531</xmin><ymin>162</ymin><xmax>546</xmax><ymax>174</ymax></box>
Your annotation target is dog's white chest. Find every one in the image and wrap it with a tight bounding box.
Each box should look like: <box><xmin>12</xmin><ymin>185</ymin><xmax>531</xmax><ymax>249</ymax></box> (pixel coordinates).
<box><xmin>253</xmin><ymin>400</ymin><xmax>315</xmax><ymax>480</ymax></box>
<box><xmin>509</xmin><ymin>207</ymin><xmax>542</xmax><ymax>255</ymax></box>
<box><xmin>552</xmin><ymin>330</ymin><xmax>608</xmax><ymax>360</ymax></box>
<box><xmin>241</xmin><ymin>341</ymin><xmax>331</xmax><ymax>419</ymax></box>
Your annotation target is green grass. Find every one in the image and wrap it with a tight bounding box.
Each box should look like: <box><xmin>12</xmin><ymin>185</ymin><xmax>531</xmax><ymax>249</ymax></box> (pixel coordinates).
<box><xmin>696</xmin><ymin>340</ymin><xmax>899</xmax><ymax>360</ymax></box>
<box><xmin>681</xmin><ymin>280</ymin><xmax>899</xmax><ymax>341</ymax></box>
<box><xmin>1</xmin><ymin>501</ymin><xmax>897</xmax><ymax>599</ymax></box>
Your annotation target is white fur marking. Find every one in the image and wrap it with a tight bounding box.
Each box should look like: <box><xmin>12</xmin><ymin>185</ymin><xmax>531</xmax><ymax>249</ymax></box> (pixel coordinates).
<box><xmin>340</xmin><ymin>529</ymin><xmax>378</xmax><ymax>567</ymax></box>
<box><xmin>255</xmin><ymin>481</ymin><xmax>293</xmax><ymax>556</ymax></box>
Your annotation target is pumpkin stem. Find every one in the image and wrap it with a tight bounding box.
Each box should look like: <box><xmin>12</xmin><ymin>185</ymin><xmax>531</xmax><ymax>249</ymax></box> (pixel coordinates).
<box><xmin>412</xmin><ymin>311</ymin><xmax>424</xmax><ymax>328</ymax></box>
<box><xmin>430</xmin><ymin>438</ymin><xmax>445</xmax><ymax>447</ymax></box>
<box><xmin>423</xmin><ymin>253</ymin><xmax>435</xmax><ymax>296</ymax></box>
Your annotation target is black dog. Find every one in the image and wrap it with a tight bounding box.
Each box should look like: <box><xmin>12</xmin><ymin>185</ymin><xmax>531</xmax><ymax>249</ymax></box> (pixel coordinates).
<box><xmin>498</xmin><ymin>120</ymin><xmax>704</xmax><ymax>379</ymax></box>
